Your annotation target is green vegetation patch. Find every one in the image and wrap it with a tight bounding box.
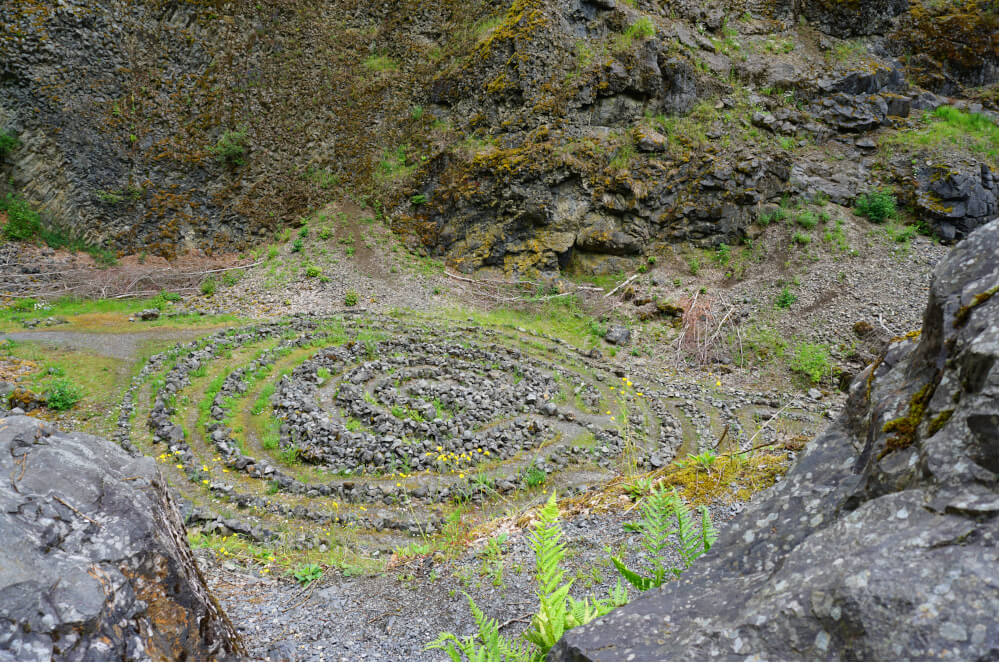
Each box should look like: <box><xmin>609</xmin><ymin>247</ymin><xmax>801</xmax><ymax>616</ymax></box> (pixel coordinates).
<box><xmin>884</xmin><ymin>106</ymin><xmax>998</xmax><ymax>161</ymax></box>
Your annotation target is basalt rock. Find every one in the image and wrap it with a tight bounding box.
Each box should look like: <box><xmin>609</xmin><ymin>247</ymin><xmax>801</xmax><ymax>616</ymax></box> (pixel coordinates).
<box><xmin>0</xmin><ymin>416</ymin><xmax>241</xmax><ymax>660</ymax></box>
<box><xmin>552</xmin><ymin>220</ymin><xmax>999</xmax><ymax>661</ymax></box>
<box><xmin>909</xmin><ymin>163</ymin><xmax>999</xmax><ymax>241</ymax></box>
<box><xmin>799</xmin><ymin>0</ymin><xmax>909</xmax><ymax>38</ymax></box>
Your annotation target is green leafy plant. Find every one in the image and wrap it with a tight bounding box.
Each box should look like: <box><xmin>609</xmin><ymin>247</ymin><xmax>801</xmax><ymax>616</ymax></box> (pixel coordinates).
<box><xmin>305</xmin><ymin>265</ymin><xmax>322</xmax><ymax>278</ymax></box>
<box><xmin>159</xmin><ymin>290</ymin><xmax>183</xmax><ymax>302</ymax></box>
<box><xmin>292</xmin><ymin>563</ymin><xmax>323</xmax><ymax>586</ymax></box>
<box><xmin>291</xmin><ymin>239</ymin><xmax>304</xmax><ymax>253</ymax></box>
<box><xmin>775</xmin><ymin>287</ymin><xmax>797</xmax><ymax>309</ymax></box>
<box><xmin>714</xmin><ymin>243</ymin><xmax>731</xmax><ymax>267</ymax></box>
<box><xmin>0</xmin><ymin>193</ymin><xmax>41</xmax><ymax>240</ymax></box>
<box><xmin>854</xmin><ymin>190</ymin><xmax>896</xmax><ymax>223</ymax></box>
<box><xmin>344</xmin><ymin>290</ymin><xmax>359</xmax><ymax>307</ymax></box>
<box><xmin>200</xmin><ymin>277</ymin><xmax>216</xmax><ymax>297</ymax></box>
<box><xmin>46</xmin><ymin>378</ymin><xmax>82</xmax><ymax>411</ymax></box>
<box><xmin>795</xmin><ymin>210</ymin><xmax>818</xmax><ymax>229</ymax></box>
<box><xmin>210</xmin><ymin>128</ymin><xmax>248</xmax><ymax>165</ymax></box>
<box><xmin>411</xmin><ymin>193</ymin><xmax>429</xmax><ymax>205</ymax></box>
<box><xmin>675</xmin><ymin>450</ymin><xmax>718</xmax><ymax>472</ymax></box>
<box><xmin>524</xmin><ymin>494</ymin><xmax>628</xmax><ymax>655</ymax></box>
<box><xmin>0</xmin><ymin>130</ymin><xmax>20</xmax><ymax>159</ymax></box>
<box><xmin>611</xmin><ymin>486</ymin><xmax>717</xmax><ymax>591</ymax></box>
<box><xmin>522</xmin><ymin>465</ymin><xmax>547</xmax><ymax>488</ymax></box>
<box><xmin>789</xmin><ymin>342</ymin><xmax>831</xmax><ymax>384</ymax></box>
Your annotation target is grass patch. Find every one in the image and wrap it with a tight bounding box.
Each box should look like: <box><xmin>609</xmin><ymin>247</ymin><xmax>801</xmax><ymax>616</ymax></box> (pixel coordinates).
<box><xmin>0</xmin><ymin>339</ymin><xmax>125</xmax><ymax>428</ymax></box>
<box><xmin>883</xmin><ymin>105</ymin><xmax>998</xmax><ymax>161</ymax></box>
<box><xmin>443</xmin><ymin>294</ymin><xmax>606</xmax><ymax>348</ymax></box>
<box><xmin>363</xmin><ymin>54</ymin><xmax>399</xmax><ymax>72</ymax></box>
<box><xmin>0</xmin><ymin>295</ymin><xmax>239</xmax><ymax>333</ymax></box>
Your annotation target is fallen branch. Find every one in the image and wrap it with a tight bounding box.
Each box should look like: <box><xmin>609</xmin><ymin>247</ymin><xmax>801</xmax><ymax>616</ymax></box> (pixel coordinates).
<box><xmin>54</xmin><ymin>495</ymin><xmax>102</xmax><ymax>527</ymax></box>
<box><xmin>604</xmin><ymin>273</ymin><xmax>639</xmax><ymax>300</ymax></box>
<box><xmin>724</xmin><ymin>402</ymin><xmax>791</xmax><ymax>455</ymax></box>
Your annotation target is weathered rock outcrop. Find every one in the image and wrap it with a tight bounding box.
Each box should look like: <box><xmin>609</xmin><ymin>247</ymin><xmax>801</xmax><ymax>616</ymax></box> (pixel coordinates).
<box><xmin>0</xmin><ymin>416</ymin><xmax>241</xmax><ymax>660</ymax></box>
<box><xmin>0</xmin><ymin>0</ymin><xmax>996</xmax><ymax>271</ymax></box>
<box><xmin>552</xmin><ymin>220</ymin><xmax>999</xmax><ymax>661</ymax></box>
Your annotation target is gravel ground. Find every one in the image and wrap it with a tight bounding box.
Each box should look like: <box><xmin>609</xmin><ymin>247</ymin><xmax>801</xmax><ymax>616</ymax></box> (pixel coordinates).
<box><xmin>0</xmin><ymin>328</ymin><xmax>218</xmax><ymax>361</ymax></box>
<box><xmin>200</xmin><ymin>496</ymin><xmax>756</xmax><ymax>662</ymax></box>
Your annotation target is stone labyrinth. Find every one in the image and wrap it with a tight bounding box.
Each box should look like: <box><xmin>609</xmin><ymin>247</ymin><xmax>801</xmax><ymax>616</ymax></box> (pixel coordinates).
<box><xmin>117</xmin><ymin>313</ymin><xmax>823</xmax><ymax>551</ymax></box>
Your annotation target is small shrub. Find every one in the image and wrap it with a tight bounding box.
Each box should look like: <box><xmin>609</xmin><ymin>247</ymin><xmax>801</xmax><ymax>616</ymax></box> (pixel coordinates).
<box><xmin>714</xmin><ymin>243</ymin><xmax>731</xmax><ymax>267</ymax></box>
<box><xmin>790</xmin><ymin>342</ymin><xmax>831</xmax><ymax>383</ymax></box>
<box><xmin>291</xmin><ymin>239</ymin><xmax>304</xmax><ymax>253</ymax></box>
<box><xmin>305</xmin><ymin>265</ymin><xmax>322</xmax><ymax>278</ymax></box>
<box><xmin>522</xmin><ymin>465</ymin><xmax>547</xmax><ymax>488</ymax></box>
<box><xmin>200</xmin><ymin>277</ymin><xmax>216</xmax><ymax>297</ymax></box>
<box><xmin>0</xmin><ymin>130</ymin><xmax>19</xmax><ymax>159</ymax></box>
<box><xmin>775</xmin><ymin>287</ymin><xmax>797</xmax><ymax>309</ymax></box>
<box><xmin>0</xmin><ymin>194</ymin><xmax>41</xmax><ymax>240</ymax></box>
<box><xmin>795</xmin><ymin>210</ymin><xmax>818</xmax><ymax>229</ymax></box>
<box><xmin>46</xmin><ymin>378</ymin><xmax>82</xmax><ymax>411</ymax></box>
<box><xmin>854</xmin><ymin>190</ymin><xmax>896</xmax><ymax>223</ymax></box>
<box><xmin>160</xmin><ymin>290</ymin><xmax>183</xmax><ymax>302</ymax></box>
<box><xmin>344</xmin><ymin>290</ymin><xmax>359</xmax><ymax>307</ymax></box>
<box><xmin>675</xmin><ymin>450</ymin><xmax>718</xmax><ymax>472</ymax></box>
<box><xmin>298</xmin><ymin>226</ymin><xmax>309</xmax><ymax>239</ymax></box>
<box><xmin>210</xmin><ymin>128</ymin><xmax>248</xmax><ymax>165</ymax></box>
<box><xmin>411</xmin><ymin>193</ymin><xmax>428</xmax><ymax>205</ymax></box>
<box><xmin>10</xmin><ymin>297</ymin><xmax>37</xmax><ymax>312</ymax></box>
<box><xmin>318</xmin><ymin>227</ymin><xmax>333</xmax><ymax>240</ymax></box>
<box><xmin>792</xmin><ymin>231</ymin><xmax>811</xmax><ymax>245</ymax></box>
<box><xmin>687</xmin><ymin>256</ymin><xmax>700</xmax><ymax>276</ymax></box>
<box><xmin>221</xmin><ymin>269</ymin><xmax>243</xmax><ymax>287</ymax></box>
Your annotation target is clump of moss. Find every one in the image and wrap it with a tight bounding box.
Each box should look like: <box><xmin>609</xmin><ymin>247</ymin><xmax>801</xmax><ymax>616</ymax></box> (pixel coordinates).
<box><xmin>953</xmin><ymin>285</ymin><xmax>998</xmax><ymax>328</ymax></box>
<box><xmin>879</xmin><ymin>380</ymin><xmax>937</xmax><ymax>459</ymax></box>
<box><xmin>927</xmin><ymin>409</ymin><xmax>954</xmax><ymax>436</ymax></box>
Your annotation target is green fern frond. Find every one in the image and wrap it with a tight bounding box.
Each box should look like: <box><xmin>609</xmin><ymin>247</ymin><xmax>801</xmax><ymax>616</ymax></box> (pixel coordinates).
<box><xmin>700</xmin><ymin>505</ymin><xmax>718</xmax><ymax>551</ymax></box>
<box><xmin>427</xmin><ymin>593</ymin><xmax>534</xmax><ymax>662</ymax></box>
<box><xmin>639</xmin><ymin>484</ymin><xmax>678</xmax><ymax>556</ymax></box>
<box><xmin>611</xmin><ymin>556</ymin><xmax>658</xmax><ymax>591</ymax></box>
<box><xmin>675</xmin><ymin>498</ymin><xmax>702</xmax><ymax>568</ymax></box>
<box><xmin>606</xmin><ymin>578</ymin><xmax>630</xmax><ymax>609</ymax></box>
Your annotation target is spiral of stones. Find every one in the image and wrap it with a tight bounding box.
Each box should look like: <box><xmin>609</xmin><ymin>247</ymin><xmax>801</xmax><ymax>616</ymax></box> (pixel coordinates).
<box><xmin>118</xmin><ymin>313</ymin><xmax>821</xmax><ymax>548</ymax></box>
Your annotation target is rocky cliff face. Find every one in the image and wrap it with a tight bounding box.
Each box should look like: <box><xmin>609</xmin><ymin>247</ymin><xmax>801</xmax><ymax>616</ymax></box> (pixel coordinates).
<box><xmin>551</xmin><ymin>219</ymin><xmax>999</xmax><ymax>661</ymax></box>
<box><xmin>0</xmin><ymin>415</ymin><xmax>241</xmax><ymax>660</ymax></box>
<box><xmin>0</xmin><ymin>0</ymin><xmax>996</xmax><ymax>268</ymax></box>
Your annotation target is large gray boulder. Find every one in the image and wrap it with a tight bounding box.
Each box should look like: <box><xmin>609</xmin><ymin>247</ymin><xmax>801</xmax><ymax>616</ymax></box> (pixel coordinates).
<box><xmin>552</xmin><ymin>220</ymin><xmax>999</xmax><ymax>661</ymax></box>
<box><xmin>0</xmin><ymin>416</ymin><xmax>241</xmax><ymax>660</ymax></box>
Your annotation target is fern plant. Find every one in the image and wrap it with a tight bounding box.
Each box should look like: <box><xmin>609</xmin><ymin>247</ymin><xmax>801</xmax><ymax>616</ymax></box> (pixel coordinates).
<box><xmin>612</xmin><ymin>485</ymin><xmax>718</xmax><ymax>591</ymax></box>
<box><xmin>426</xmin><ymin>593</ymin><xmax>533</xmax><ymax>661</ymax></box>
<box><xmin>427</xmin><ymin>493</ymin><xmax>629</xmax><ymax>661</ymax></box>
